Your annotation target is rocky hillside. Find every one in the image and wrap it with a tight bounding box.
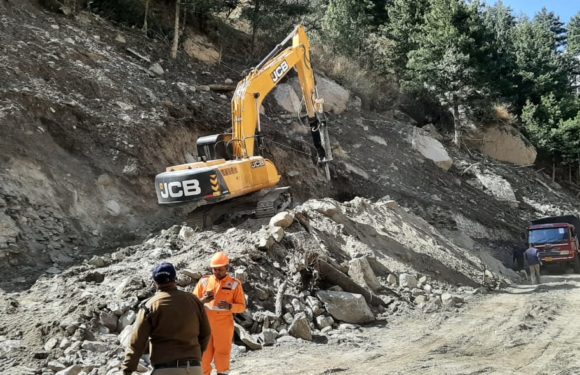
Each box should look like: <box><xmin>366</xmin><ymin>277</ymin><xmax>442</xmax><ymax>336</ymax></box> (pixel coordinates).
<box><xmin>2</xmin><ymin>1</ymin><xmax>578</xmax><ymax>289</ymax></box>
<box><xmin>1</xmin><ymin>1</ymin><xmax>580</xmax><ymax>374</ymax></box>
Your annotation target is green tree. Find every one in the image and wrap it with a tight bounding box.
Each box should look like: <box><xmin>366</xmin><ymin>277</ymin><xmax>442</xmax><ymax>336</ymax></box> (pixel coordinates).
<box><xmin>521</xmin><ymin>94</ymin><xmax>563</xmax><ymax>179</ymax></box>
<box><xmin>522</xmin><ymin>94</ymin><xmax>580</xmax><ymax>180</ymax></box>
<box><xmin>555</xmin><ymin>111</ymin><xmax>580</xmax><ymax>182</ymax></box>
<box><xmin>404</xmin><ymin>0</ymin><xmax>479</xmax><ymax>145</ymax></box>
<box><xmin>568</xmin><ymin>12</ymin><xmax>580</xmax><ymax>97</ymax></box>
<box><xmin>569</xmin><ymin>12</ymin><xmax>580</xmax><ymax>56</ymax></box>
<box><xmin>321</xmin><ymin>0</ymin><xmax>374</xmax><ymax>56</ymax></box>
<box><xmin>385</xmin><ymin>0</ymin><xmax>430</xmax><ymax>79</ymax></box>
<box><xmin>242</xmin><ymin>0</ymin><xmax>311</xmax><ymax>55</ymax></box>
<box><xmin>512</xmin><ymin>18</ymin><xmax>571</xmax><ymax>111</ymax></box>
<box><xmin>480</xmin><ymin>1</ymin><xmax>518</xmax><ymax>100</ymax></box>
<box><xmin>535</xmin><ymin>7</ymin><xmax>567</xmax><ymax>50</ymax></box>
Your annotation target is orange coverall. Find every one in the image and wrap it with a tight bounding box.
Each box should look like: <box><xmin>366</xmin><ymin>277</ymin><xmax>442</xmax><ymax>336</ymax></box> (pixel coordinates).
<box><xmin>193</xmin><ymin>274</ymin><xmax>246</xmax><ymax>375</ymax></box>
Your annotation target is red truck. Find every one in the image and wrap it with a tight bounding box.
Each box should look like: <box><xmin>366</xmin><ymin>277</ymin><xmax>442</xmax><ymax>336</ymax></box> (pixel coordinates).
<box><xmin>528</xmin><ymin>215</ymin><xmax>580</xmax><ymax>271</ymax></box>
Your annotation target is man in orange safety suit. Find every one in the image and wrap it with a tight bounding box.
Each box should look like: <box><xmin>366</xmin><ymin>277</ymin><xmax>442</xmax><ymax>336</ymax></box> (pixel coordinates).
<box><xmin>193</xmin><ymin>251</ymin><xmax>246</xmax><ymax>375</ymax></box>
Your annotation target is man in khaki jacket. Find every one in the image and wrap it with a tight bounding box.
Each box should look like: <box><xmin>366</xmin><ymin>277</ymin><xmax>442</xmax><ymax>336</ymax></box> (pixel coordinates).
<box><xmin>122</xmin><ymin>262</ymin><xmax>211</xmax><ymax>374</ymax></box>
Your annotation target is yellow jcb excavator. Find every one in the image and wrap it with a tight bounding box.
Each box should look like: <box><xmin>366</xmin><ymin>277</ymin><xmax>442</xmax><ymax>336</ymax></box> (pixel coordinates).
<box><xmin>154</xmin><ymin>25</ymin><xmax>332</xmax><ymax>225</ymax></box>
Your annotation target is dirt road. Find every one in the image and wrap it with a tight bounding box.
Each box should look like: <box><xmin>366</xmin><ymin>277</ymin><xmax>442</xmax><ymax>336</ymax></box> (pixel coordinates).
<box><xmin>233</xmin><ymin>274</ymin><xmax>580</xmax><ymax>375</ymax></box>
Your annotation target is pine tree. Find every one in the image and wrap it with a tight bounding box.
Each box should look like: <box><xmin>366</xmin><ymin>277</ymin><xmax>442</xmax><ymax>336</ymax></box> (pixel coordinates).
<box><xmin>385</xmin><ymin>0</ymin><xmax>430</xmax><ymax>79</ymax></box>
<box><xmin>242</xmin><ymin>0</ymin><xmax>311</xmax><ymax>55</ymax></box>
<box><xmin>512</xmin><ymin>18</ymin><xmax>571</xmax><ymax>111</ymax></box>
<box><xmin>535</xmin><ymin>7</ymin><xmax>567</xmax><ymax>51</ymax></box>
<box><xmin>480</xmin><ymin>1</ymin><xmax>518</xmax><ymax>100</ymax></box>
<box><xmin>569</xmin><ymin>12</ymin><xmax>580</xmax><ymax>56</ymax></box>
<box><xmin>321</xmin><ymin>0</ymin><xmax>374</xmax><ymax>56</ymax></box>
<box><xmin>404</xmin><ymin>0</ymin><xmax>478</xmax><ymax>145</ymax></box>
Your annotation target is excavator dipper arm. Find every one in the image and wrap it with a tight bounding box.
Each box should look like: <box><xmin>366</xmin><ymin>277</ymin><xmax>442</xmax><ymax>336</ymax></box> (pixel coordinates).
<box><xmin>230</xmin><ymin>25</ymin><xmax>332</xmax><ymax>164</ymax></box>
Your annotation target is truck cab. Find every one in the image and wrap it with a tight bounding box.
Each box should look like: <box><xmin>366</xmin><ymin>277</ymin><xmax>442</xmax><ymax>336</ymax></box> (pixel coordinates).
<box><xmin>527</xmin><ymin>215</ymin><xmax>580</xmax><ymax>271</ymax></box>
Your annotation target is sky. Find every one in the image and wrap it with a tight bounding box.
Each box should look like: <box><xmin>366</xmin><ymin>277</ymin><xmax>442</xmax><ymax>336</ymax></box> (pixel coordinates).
<box><xmin>496</xmin><ymin>0</ymin><xmax>580</xmax><ymax>24</ymax></box>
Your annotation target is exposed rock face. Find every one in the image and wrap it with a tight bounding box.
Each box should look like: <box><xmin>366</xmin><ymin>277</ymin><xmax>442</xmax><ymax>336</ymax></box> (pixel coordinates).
<box><xmin>475</xmin><ymin>171</ymin><xmax>518</xmax><ymax>205</ymax></box>
<box><xmin>474</xmin><ymin>126</ymin><xmax>537</xmax><ymax>166</ymax></box>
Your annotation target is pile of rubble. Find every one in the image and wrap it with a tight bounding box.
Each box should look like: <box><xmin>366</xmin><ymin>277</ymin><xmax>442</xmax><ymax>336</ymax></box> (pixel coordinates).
<box><xmin>0</xmin><ymin>197</ymin><xmax>511</xmax><ymax>374</ymax></box>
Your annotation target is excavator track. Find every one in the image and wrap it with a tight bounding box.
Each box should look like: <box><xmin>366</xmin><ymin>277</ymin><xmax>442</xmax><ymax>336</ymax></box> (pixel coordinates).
<box><xmin>186</xmin><ymin>187</ymin><xmax>292</xmax><ymax>230</ymax></box>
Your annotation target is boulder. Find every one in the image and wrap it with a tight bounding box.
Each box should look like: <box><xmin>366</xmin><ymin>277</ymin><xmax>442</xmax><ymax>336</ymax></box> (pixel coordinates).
<box><xmin>48</xmin><ymin>361</ymin><xmax>67</xmax><ymax>371</ymax></box>
<box><xmin>257</xmin><ymin>236</ymin><xmax>274</xmax><ymax>250</ymax></box>
<box><xmin>474</xmin><ymin>125</ymin><xmax>537</xmax><ymax>166</ymax></box>
<box><xmin>259</xmin><ymin>329</ymin><xmax>277</xmax><ymax>346</ymax></box>
<box><xmin>269</xmin><ymin>211</ymin><xmax>294</xmax><ymax>228</ymax></box>
<box><xmin>81</xmin><ymin>340</ymin><xmax>108</xmax><ymax>352</ymax></box>
<box><xmin>99</xmin><ymin>311</ymin><xmax>118</xmax><ymax>332</ymax></box>
<box><xmin>288</xmin><ymin>76</ymin><xmax>349</xmax><ymax>114</ymax></box>
<box><xmin>273</xmin><ymin>83</ymin><xmax>302</xmax><ymax>113</ymax></box>
<box><xmin>118</xmin><ymin>310</ymin><xmax>136</xmax><ymax>331</ymax></box>
<box><xmin>441</xmin><ymin>293</ymin><xmax>465</xmax><ymax>307</ymax></box>
<box><xmin>316</xmin><ymin>290</ymin><xmax>374</xmax><ymax>324</ymax></box>
<box><xmin>299</xmin><ymin>200</ymin><xmax>341</xmax><ymax>217</ymax></box>
<box><xmin>270</xmin><ymin>226</ymin><xmax>284</xmax><ymax>242</ymax></box>
<box><xmin>316</xmin><ymin>315</ymin><xmax>334</xmax><ymax>330</ymax></box>
<box><xmin>149</xmin><ymin>63</ymin><xmax>164</xmax><ymax>76</ymax></box>
<box><xmin>118</xmin><ymin>325</ymin><xmax>133</xmax><ymax>348</ymax></box>
<box><xmin>348</xmin><ymin>257</ymin><xmax>382</xmax><ymax>292</ymax></box>
<box><xmin>56</xmin><ymin>366</ymin><xmax>83</xmax><ymax>375</ymax></box>
<box><xmin>234</xmin><ymin>323</ymin><xmax>262</xmax><ymax>350</ymax></box>
<box><xmin>44</xmin><ymin>337</ymin><xmax>59</xmax><ymax>351</ymax></box>
<box><xmin>234</xmin><ymin>267</ymin><xmax>247</xmax><ymax>283</ymax></box>
<box><xmin>0</xmin><ymin>212</ymin><xmax>20</xmax><ymax>248</ymax></box>
<box><xmin>411</xmin><ymin>132</ymin><xmax>453</xmax><ymax>171</ymax></box>
<box><xmin>386</xmin><ymin>274</ymin><xmax>397</xmax><ymax>286</ymax></box>
<box><xmin>115</xmin><ymin>276</ymin><xmax>145</xmax><ymax>297</ymax></box>
<box><xmin>178</xmin><ymin>226</ymin><xmax>195</xmax><ymax>241</ymax></box>
<box><xmin>105</xmin><ymin>199</ymin><xmax>121</xmax><ymax>216</ymax></box>
<box><xmin>315</xmin><ymin>76</ymin><xmax>350</xmax><ymax>114</ymax></box>
<box><xmin>288</xmin><ymin>313</ymin><xmax>312</xmax><ymax>341</ymax></box>
<box><xmin>399</xmin><ymin>273</ymin><xmax>417</xmax><ymax>289</ymax></box>
<box><xmin>181</xmin><ymin>269</ymin><xmax>202</xmax><ymax>282</ymax></box>
<box><xmin>183</xmin><ymin>34</ymin><xmax>220</xmax><ymax>64</ymax></box>
<box><xmin>414</xmin><ymin>295</ymin><xmax>427</xmax><ymax>305</ymax></box>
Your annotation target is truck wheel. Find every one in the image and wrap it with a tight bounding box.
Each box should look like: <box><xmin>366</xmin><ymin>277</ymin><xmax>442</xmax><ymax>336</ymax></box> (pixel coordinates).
<box><xmin>574</xmin><ymin>256</ymin><xmax>580</xmax><ymax>273</ymax></box>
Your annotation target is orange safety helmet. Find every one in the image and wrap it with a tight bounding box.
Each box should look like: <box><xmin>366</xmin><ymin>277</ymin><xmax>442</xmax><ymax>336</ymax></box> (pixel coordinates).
<box><xmin>210</xmin><ymin>251</ymin><xmax>230</xmax><ymax>268</ymax></box>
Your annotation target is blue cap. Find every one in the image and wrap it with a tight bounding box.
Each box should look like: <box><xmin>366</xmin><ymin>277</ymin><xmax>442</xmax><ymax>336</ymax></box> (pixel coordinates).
<box><xmin>152</xmin><ymin>262</ymin><xmax>176</xmax><ymax>284</ymax></box>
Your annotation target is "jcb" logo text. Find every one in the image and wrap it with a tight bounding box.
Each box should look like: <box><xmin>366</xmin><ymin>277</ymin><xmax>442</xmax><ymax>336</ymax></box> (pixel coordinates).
<box><xmin>159</xmin><ymin>179</ymin><xmax>201</xmax><ymax>198</ymax></box>
<box><xmin>271</xmin><ymin>61</ymin><xmax>289</xmax><ymax>83</ymax></box>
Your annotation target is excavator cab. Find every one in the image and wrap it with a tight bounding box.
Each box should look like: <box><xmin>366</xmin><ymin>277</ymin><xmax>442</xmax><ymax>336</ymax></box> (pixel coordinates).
<box><xmin>196</xmin><ymin>134</ymin><xmax>233</xmax><ymax>162</ymax></box>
